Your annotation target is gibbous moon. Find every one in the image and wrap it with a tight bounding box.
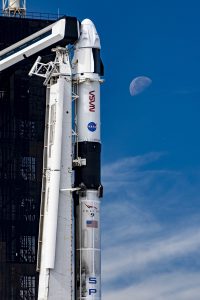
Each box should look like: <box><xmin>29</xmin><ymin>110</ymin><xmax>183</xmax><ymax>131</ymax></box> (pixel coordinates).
<box><xmin>129</xmin><ymin>76</ymin><xmax>152</xmax><ymax>96</ymax></box>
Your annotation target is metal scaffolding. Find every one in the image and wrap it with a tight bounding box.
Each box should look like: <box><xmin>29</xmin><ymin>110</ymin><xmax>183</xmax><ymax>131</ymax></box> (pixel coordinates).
<box><xmin>0</xmin><ymin>17</ymin><xmax>51</xmax><ymax>300</ymax></box>
<box><xmin>0</xmin><ymin>63</ymin><xmax>45</xmax><ymax>300</ymax></box>
<box><xmin>0</xmin><ymin>15</ymin><xmax>79</xmax><ymax>299</ymax></box>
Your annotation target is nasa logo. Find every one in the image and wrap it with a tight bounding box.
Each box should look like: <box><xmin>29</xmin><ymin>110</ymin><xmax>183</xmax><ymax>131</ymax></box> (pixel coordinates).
<box><xmin>89</xmin><ymin>90</ymin><xmax>95</xmax><ymax>112</ymax></box>
<box><xmin>88</xmin><ymin>122</ymin><xmax>97</xmax><ymax>132</ymax></box>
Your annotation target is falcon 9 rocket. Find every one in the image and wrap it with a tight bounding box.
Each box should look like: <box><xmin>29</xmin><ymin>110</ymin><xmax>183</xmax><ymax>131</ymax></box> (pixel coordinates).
<box><xmin>73</xmin><ymin>19</ymin><xmax>104</xmax><ymax>300</ymax></box>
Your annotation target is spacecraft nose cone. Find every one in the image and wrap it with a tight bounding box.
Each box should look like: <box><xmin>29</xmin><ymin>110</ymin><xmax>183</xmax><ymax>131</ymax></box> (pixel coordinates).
<box><xmin>81</xmin><ymin>18</ymin><xmax>95</xmax><ymax>26</ymax></box>
<box><xmin>79</xmin><ymin>18</ymin><xmax>101</xmax><ymax>49</ymax></box>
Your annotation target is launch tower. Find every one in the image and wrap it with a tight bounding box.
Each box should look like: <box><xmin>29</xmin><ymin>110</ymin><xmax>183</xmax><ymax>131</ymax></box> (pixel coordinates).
<box><xmin>2</xmin><ymin>0</ymin><xmax>26</xmax><ymax>16</ymax></box>
<box><xmin>0</xmin><ymin>14</ymin><xmax>79</xmax><ymax>300</ymax></box>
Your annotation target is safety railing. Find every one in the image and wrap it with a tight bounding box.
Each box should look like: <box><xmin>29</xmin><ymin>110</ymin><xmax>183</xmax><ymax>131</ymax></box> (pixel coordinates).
<box><xmin>0</xmin><ymin>10</ymin><xmax>65</xmax><ymax>20</ymax></box>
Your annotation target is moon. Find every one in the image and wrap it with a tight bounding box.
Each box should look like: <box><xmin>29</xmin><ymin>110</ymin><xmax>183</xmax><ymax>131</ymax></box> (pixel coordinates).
<box><xmin>129</xmin><ymin>76</ymin><xmax>152</xmax><ymax>96</ymax></box>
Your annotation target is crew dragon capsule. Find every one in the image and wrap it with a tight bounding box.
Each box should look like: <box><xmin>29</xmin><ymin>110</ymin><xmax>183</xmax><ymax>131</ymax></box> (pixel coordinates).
<box><xmin>72</xmin><ymin>19</ymin><xmax>104</xmax><ymax>300</ymax></box>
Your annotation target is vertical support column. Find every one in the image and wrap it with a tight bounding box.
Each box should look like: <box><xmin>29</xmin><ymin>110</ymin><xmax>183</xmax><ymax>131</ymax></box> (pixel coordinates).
<box><xmin>37</xmin><ymin>49</ymin><xmax>73</xmax><ymax>300</ymax></box>
<box><xmin>48</xmin><ymin>75</ymin><xmax>73</xmax><ymax>300</ymax></box>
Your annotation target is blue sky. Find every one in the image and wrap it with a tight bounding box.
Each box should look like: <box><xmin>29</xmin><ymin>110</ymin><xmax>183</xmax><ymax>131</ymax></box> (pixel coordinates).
<box><xmin>30</xmin><ymin>1</ymin><xmax>200</xmax><ymax>299</ymax></box>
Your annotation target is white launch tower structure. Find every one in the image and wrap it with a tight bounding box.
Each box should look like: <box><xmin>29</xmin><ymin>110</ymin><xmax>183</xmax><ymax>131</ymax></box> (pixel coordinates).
<box><xmin>0</xmin><ymin>15</ymin><xmax>103</xmax><ymax>300</ymax></box>
<box><xmin>2</xmin><ymin>0</ymin><xmax>26</xmax><ymax>16</ymax></box>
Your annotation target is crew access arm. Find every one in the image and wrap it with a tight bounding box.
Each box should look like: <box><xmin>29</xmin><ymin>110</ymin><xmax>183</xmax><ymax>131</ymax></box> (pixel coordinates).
<box><xmin>0</xmin><ymin>17</ymin><xmax>79</xmax><ymax>71</ymax></box>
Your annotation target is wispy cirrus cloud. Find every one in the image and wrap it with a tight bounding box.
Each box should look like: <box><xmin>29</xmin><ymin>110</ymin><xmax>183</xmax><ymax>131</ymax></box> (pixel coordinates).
<box><xmin>102</xmin><ymin>152</ymin><xmax>164</xmax><ymax>178</ymax></box>
<box><xmin>102</xmin><ymin>152</ymin><xmax>181</xmax><ymax>196</ymax></box>
<box><xmin>102</xmin><ymin>152</ymin><xmax>200</xmax><ymax>214</ymax></box>
<box><xmin>104</xmin><ymin>272</ymin><xmax>200</xmax><ymax>300</ymax></box>
<box><xmin>101</xmin><ymin>153</ymin><xmax>200</xmax><ymax>300</ymax></box>
<box><xmin>103</xmin><ymin>221</ymin><xmax>200</xmax><ymax>282</ymax></box>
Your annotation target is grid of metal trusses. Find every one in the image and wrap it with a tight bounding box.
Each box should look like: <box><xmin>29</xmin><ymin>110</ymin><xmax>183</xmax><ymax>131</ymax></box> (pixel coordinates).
<box><xmin>0</xmin><ymin>61</ymin><xmax>46</xmax><ymax>299</ymax></box>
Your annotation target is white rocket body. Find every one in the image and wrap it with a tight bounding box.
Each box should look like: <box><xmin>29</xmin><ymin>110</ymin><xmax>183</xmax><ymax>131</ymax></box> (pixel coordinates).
<box><xmin>77</xmin><ymin>77</ymin><xmax>100</xmax><ymax>143</ymax></box>
<box><xmin>74</xmin><ymin>19</ymin><xmax>101</xmax><ymax>144</ymax></box>
<box><xmin>73</xmin><ymin>19</ymin><xmax>103</xmax><ymax>300</ymax></box>
<box><xmin>76</xmin><ymin>191</ymin><xmax>101</xmax><ymax>300</ymax></box>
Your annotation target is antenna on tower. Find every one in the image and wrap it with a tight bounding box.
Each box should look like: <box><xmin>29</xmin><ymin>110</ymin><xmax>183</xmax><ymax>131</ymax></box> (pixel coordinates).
<box><xmin>2</xmin><ymin>0</ymin><xmax>26</xmax><ymax>16</ymax></box>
